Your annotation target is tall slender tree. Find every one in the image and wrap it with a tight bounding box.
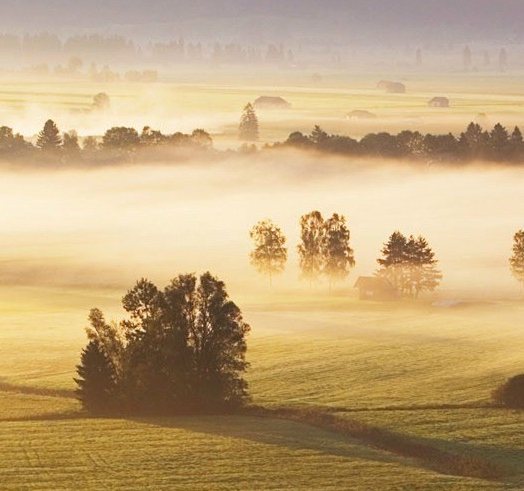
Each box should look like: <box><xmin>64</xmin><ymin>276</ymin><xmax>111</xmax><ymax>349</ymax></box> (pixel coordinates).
<box><xmin>249</xmin><ymin>219</ymin><xmax>287</xmax><ymax>286</ymax></box>
<box><xmin>238</xmin><ymin>103</ymin><xmax>259</xmax><ymax>141</ymax></box>
<box><xmin>298</xmin><ymin>211</ymin><xmax>325</xmax><ymax>285</ymax></box>
<box><xmin>509</xmin><ymin>230</ymin><xmax>524</xmax><ymax>291</ymax></box>
<box><xmin>322</xmin><ymin>213</ymin><xmax>355</xmax><ymax>289</ymax></box>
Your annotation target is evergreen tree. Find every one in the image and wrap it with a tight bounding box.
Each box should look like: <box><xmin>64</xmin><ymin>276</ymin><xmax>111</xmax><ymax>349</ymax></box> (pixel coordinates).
<box><xmin>489</xmin><ymin>123</ymin><xmax>510</xmax><ymax>160</ymax></box>
<box><xmin>322</xmin><ymin>213</ymin><xmax>355</xmax><ymax>289</ymax></box>
<box><xmin>509</xmin><ymin>126</ymin><xmax>524</xmax><ymax>161</ymax></box>
<box><xmin>509</xmin><ymin>230</ymin><xmax>524</xmax><ymax>291</ymax></box>
<box><xmin>238</xmin><ymin>103</ymin><xmax>259</xmax><ymax>141</ymax></box>
<box><xmin>36</xmin><ymin>119</ymin><xmax>62</xmax><ymax>152</ymax></box>
<box><xmin>249</xmin><ymin>219</ymin><xmax>287</xmax><ymax>286</ymax></box>
<box><xmin>377</xmin><ymin>231</ymin><xmax>441</xmax><ymax>297</ymax></box>
<box><xmin>74</xmin><ymin>340</ymin><xmax>117</xmax><ymax>414</ymax></box>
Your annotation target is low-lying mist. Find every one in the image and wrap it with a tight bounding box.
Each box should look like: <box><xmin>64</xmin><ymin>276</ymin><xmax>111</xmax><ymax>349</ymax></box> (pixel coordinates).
<box><xmin>0</xmin><ymin>151</ymin><xmax>522</xmax><ymax>305</ymax></box>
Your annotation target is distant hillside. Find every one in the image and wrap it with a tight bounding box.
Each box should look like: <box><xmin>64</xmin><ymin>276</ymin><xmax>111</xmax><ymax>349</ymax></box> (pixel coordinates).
<box><xmin>0</xmin><ymin>0</ymin><xmax>522</xmax><ymax>45</ymax></box>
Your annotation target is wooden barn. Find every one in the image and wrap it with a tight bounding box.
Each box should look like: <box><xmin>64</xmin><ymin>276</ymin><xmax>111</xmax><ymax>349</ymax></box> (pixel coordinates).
<box><xmin>253</xmin><ymin>96</ymin><xmax>291</xmax><ymax>109</ymax></box>
<box><xmin>354</xmin><ymin>276</ymin><xmax>398</xmax><ymax>301</ymax></box>
<box><xmin>428</xmin><ymin>97</ymin><xmax>450</xmax><ymax>108</ymax></box>
<box><xmin>346</xmin><ymin>109</ymin><xmax>377</xmax><ymax>120</ymax></box>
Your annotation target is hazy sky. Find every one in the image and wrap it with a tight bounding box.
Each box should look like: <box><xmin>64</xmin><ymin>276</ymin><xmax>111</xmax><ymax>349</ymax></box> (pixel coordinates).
<box><xmin>0</xmin><ymin>0</ymin><xmax>522</xmax><ymax>44</ymax></box>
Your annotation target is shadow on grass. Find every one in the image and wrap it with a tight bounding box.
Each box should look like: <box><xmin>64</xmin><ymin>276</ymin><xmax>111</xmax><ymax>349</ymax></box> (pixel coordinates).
<box><xmin>128</xmin><ymin>405</ymin><xmax>512</xmax><ymax>483</ymax></box>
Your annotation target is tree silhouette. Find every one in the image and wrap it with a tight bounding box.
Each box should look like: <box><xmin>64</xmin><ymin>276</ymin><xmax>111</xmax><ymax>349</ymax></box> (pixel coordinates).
<box><xmin>238</xmin><ymin>103</ymin><xmax>259</xmax><ymax>141</ymax></box>
<box><xmin>62</xmin><ymin>130</ymin><xmax>81</xmax><ymax>161</ymax></box>
<box><xmin>36</xmin><ymin>119</ymin><xmax>62</xmax><ymax>153</ymax></box>
<box><xmin>93</xmin><ymin>92</ymin><xmax>110</xmax><ymax>111</ymax></box>
<box><xmin>249</xmin><ymin>219</ymin><xmax>287</xmax><ymax>286</ymax></box>
<box><xmin>75</xmin><ymin>339</ymin><xmax>117</xmax><ymax>414</ymax></box>
<box><xmin>377</xmin><ymin>231</ymin><xmax>441</xmax><ymax>297</ymax></box>
<box><xmin>322</xmin><ymin>213</ymin><xmax>355</xmax><ymax>289</ymax></box>
<box><xmin>462</xmin><ymin>45</ymin><xmax>472</xmax><ymax>71</ymax></box>
<box><xmin>75</xmin><ymin>273</ymin><xmax>250</xmax><ymax>415</ymax></box>
<box><xmin>298</xmin><ymin>211</ymin><xmax>325</xmax><ymax>285</ymax></box>
<box><xmin>509</xmin><ymin>230</ymin><xmax>524</xmax><ymax>291</ymax></box>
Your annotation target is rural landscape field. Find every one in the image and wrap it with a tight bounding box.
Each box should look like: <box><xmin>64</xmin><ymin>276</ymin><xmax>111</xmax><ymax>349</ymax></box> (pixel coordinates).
<box><xmin>1</xmin><ymin>1</ymin><xmax>524</xmax><ymax>490</ymax></box>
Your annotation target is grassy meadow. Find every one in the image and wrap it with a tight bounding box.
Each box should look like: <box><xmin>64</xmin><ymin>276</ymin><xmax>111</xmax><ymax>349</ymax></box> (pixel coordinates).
<box><xmin>1</xmin><ymin>70</ymin><xmax>524</xmax><ymax>489</ymax></box>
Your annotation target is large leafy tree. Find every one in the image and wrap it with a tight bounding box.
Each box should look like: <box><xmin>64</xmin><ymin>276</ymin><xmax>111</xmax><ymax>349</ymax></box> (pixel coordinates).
<box><xmin>322</xmin><ymin>213</ymin><xmax>355</xmax><ymax>288</ymax></box>
<box><xmin>297</xmin><ymin>211</ymin><xmax>325</xmax><ymax>284</ymax></box>
<box><xmin>377</xmin><ymin>231</ymin><xmax>442</xmax><ymax>297</ymax></box>
<box><xmin>238</xmin><ymin>103</ymin><xmax>259</xmax><ymax>141</ymax></box>
<box><xmin>0</xmin><ymin>126</ymin><xmax>31</xmax><ymax>157</ymax></box>
<box><xmin>102</xmin><ymin>126</ymin><xmax>140</xmax><ymax>158</ymax></box>
<box><xmin>250</xmin><ymin>219</ymin><xmax>287</xmax><ymax>286</ymax></box>
<box><xmin>75</xmin><ymin>273</ymin><xmax>250</xmax><ymax>415</ymax></box>
<box><xmin>509</xmin><ymin>230</ymin><xmax>524</xmax><ymax>290</ymax></box>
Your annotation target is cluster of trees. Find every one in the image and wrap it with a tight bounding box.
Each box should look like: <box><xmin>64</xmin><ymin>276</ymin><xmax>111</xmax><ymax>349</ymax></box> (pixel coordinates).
<box><xmin>75</xmin><ymin>273</ymin><xmax>250</xmax><ymax>415</ymax></box>
<box><xmin>250</xmin><ymin>213</ymin><xmax>442</xmax><ymax>296</ymax></box>
<box><xmin>250</xmin><ymin>213</ymin><xmax>356</xmax><ymax>289</ymax></box>
<box><xmin>279</xmin><ymin>122</ymin><xmax>524</xmax><ymax>163</ymax></box>
<box><xmin>377</xmin><ymin>232</ymin><xmax>442</xmax><ymax>298</ymax></box>
<box><xmin>0</xmin><ymin>119</ymin><xmax>214</xmax><ymax>164</ymax></box>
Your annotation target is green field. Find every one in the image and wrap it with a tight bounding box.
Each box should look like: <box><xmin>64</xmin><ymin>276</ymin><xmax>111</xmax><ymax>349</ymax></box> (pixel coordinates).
<box><xmin>1</xmin><ymin>292</ymin><xmax>524</xmax><ymax>489</ymax></box>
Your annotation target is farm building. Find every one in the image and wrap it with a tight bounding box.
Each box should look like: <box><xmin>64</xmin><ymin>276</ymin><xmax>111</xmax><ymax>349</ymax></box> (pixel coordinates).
<box><xmin>377</xmin><ymin>80</ymin><xmax>406</xmax><ymax>94</ymax></box>
<box><xmin>346</xmin><ymin>110</ymin><xmax>377</xmax><ymax>120</ymax></box>
<box><xmin>428</xmin><ymin>97</ymin><xmax>450</xmax><ymax>108</ymax></box>
<box><xmin>354</xmin><ymin>276</ymin><xmax>398</xmax><ymax>301</ymax></box>
<box><xmin>253</xmin><ymin>96</ymin><xmax>291</xmax><ymax>109</ymax></box>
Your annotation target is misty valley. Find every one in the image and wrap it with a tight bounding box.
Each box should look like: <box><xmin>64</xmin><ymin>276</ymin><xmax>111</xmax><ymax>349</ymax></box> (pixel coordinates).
<box><xmin>1</xmin><ymin>2</ymin><xmax>524</xmax><ymax>489</ymax></box>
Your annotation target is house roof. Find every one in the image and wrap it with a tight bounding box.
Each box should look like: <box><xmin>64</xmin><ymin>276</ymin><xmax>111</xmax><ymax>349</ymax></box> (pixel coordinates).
<box><xmin>253</xmin><ymin>96</ymin><xmax>291</xmax><ymax>108</ymax></box>
<box><xmin>354</xmin><ymin>276</ymin><xmax>396</xmax><ymax>290</ymax></box>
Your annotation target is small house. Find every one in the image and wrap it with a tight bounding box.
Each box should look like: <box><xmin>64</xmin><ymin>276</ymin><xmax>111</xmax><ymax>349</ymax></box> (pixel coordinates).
<box><xmin>377</xmin><ymin>80</ymin><xmax>406</xmax><ymax>94</ymax></box>
<box><xmin>428</xmin><ymin>97</ymin><xmax>449</xmax><ymax>108</ymax></box>
<box><xmin>346</xmin><ymin>110</ymin><xmax>377</xmax><ymax>120</ymax></box>
<box><xmin>253</xmin><ymin>96</ymin><xmax>291</xmax><ymax>110</ymax></box>
<box><xmin>354</xmin><ymin>276</ymin><xmax>398</xmax><ymax>301</ymax></box>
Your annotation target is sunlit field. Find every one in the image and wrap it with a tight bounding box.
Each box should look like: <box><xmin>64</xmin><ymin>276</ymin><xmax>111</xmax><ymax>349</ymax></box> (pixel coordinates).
<box><xmin>1</xmin><ymin>68</ymin><xmax>524</xmax><ymax>147</ymax></box>
<box><xmin>1</xmin><ymin>70</ymin><xmax>524</xmax><ymax>489</ymax></box>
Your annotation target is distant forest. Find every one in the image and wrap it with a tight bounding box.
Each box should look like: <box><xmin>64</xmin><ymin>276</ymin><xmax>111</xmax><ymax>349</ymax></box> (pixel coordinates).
<box><xmin>1</xmin><ymin>119</ymin><xmax>523</xmax><ymax>166</ymax></box>
<box><xmin>0</xmin><ymin>32</ymin><xmax>296</xmax><ymax>70</ymax></box>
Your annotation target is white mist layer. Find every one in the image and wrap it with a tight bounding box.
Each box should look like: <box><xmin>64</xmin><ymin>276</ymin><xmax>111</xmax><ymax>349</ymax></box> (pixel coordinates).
<box><xmin>0</xmin><ymin>154</ymin><xmax>522</xmax><ymax>301</ymax></box>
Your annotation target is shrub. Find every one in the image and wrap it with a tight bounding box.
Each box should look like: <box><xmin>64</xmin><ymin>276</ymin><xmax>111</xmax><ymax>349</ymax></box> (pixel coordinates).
<box><xmin>492</xmin><ymin>374</ymin><xmax>524</xmax><ymax>408</ymax></box>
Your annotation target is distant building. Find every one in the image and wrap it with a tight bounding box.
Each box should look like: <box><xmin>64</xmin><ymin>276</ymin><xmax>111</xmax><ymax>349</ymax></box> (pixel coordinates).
<box><xmin>253</xmin><ymin>96</ymin><xmax>291</xmax><ymax>109</ymax></box>
<box><xmin>428</xmin><ymin>97</ymin><xmax>450</xmax><ymax>108</ymax></box>
<box><xmin>354</xmin><ymin>276</ymin><xmax>398</xmax><ymax>301</ymax></box>
<box><xmin>377</xmin><ymin>80</ymin><xmax>406</xmax><ymax>94</ymax></box>
<box><xmin>346</xmin><ymin>110</ymin><xmax>377</xmax><ymax>120</ymax></box>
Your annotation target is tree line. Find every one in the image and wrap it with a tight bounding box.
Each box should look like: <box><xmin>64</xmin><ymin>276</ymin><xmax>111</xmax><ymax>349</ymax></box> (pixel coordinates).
<box><xmin>277</xmin><ymin>122</ymin><xmax>524</xmax><ymax>164</ymax></box>
<box><xmin>249</xmin><ymin>212</ymin><xmax>443</xmax><ymax>297</ymax></box>
<box><xmin>3</xmin><ymin>118</ymin><xmax>524</xmax><ymax>166</ymax></box>
<box><xmin>0</xmin><ymin>119</ymin><xmax>214</xmax><ymax>164</ymax></box>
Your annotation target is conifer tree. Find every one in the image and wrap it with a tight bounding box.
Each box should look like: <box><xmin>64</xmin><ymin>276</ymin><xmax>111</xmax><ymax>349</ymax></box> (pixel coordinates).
<box><xmin>36</xmin><ymin>119</ymin><xmax>62</xmax><ymax>152</ymax></box>
<box><xmin>238</xmin><ymin>103</ymin><xmax>259</xmax><ymax>141</ymax></box>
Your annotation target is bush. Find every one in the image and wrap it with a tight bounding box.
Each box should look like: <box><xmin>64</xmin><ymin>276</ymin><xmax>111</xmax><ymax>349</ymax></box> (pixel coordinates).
<box><xmin>492</xmin><ymin>374</ymin><xmax>524</xmax><ymax>408</ymax></box>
